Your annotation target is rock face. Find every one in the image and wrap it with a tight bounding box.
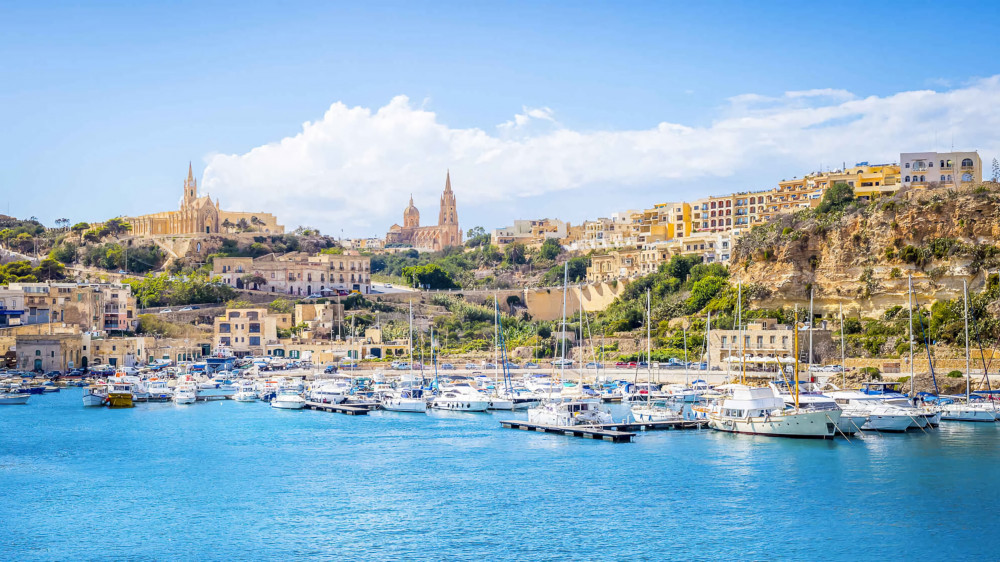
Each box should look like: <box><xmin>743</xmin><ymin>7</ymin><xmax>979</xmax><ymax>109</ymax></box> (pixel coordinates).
<box><xmin>733</xmin><ymin>184</ymin><xmax>1000</xmax><ymax>317</ymax></box>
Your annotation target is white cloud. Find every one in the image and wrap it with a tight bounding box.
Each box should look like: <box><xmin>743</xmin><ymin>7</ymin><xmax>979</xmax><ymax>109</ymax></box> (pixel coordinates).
<box><xmin>202</xmin><ymin>76</ymin><xmax>1000</xmax><ymax>236</ymax></box>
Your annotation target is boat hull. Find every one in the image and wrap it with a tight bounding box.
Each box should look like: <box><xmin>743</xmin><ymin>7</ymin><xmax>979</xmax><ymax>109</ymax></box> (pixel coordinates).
<box><xmin>0</xmin><ymin>394</ymin><xmax>30</xmax><ymax>405</ymax></box>
<box><xmin>432</xmin><ymin>399</ymin><xmax>490</xmax><ymax>412</ymax></box>
<box><xmin>271</xmin><ymin>400</ymin><xmax>305</xmax><ymax>410</ymax></box>
<box><xmin>107</xmin><ymin>393</ymin><xmax>134</xmax><ymax>409</ymax></box>
<box><xmin>381</xmin><ymin>399</ymin><xmax>427</xmax><ymax>413</ymax></box>
<box><xmin>708</xmin><ymin>410</ymin><xmax>838</xmax><ymax>439</ymax></box>
<box><xmin>863</xmin><ymin>414</ymin><xmax>914</xmax><ymax>432</ymax></box>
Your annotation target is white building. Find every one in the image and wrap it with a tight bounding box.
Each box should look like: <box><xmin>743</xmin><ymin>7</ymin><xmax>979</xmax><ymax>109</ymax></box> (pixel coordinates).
<box><xmin>900</xmin><ymin>151</ymin><xmax>982</xmax><ymax>189</ymax></box>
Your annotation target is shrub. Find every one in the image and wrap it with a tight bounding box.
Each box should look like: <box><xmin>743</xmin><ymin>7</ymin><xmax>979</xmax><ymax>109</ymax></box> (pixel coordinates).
<box><xmin>946</xmin><ymin>370</ymin><xmax>964</xmax><ymax>378</ymax></box>
<box><xmin>859</xmin><ymin>366</ymin><xmax>881</xmax><ymax>380</ymax></box>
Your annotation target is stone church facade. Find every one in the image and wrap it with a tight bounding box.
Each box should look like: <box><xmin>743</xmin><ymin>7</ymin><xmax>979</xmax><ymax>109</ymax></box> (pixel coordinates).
<box><xmin>125</xmin><ymin>164</ymin><xmax>283</xmax><ymax>236</ymax></box>
<box><xmin>385</xmin><ymin>172</ymin><xmax>462</xmax><ymax>251</ymax></box>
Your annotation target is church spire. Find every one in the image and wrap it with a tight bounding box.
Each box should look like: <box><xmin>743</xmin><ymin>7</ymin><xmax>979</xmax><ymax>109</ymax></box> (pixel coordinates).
<box><xmin>444</xmin><ymin>170</ymin><xmax>452</xmax><ymax>192</ymax></box>
<box><xmin>187</xmin><ymin>161</ymin><xmax>194</xmax><ymax>184</ymax></box>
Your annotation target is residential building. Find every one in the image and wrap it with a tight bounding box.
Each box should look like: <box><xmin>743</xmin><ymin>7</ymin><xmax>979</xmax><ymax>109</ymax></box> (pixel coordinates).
<box><xmin>7</xmin><ymin>282</ymin><xmax>137</xmax><ymax>332</ymax></box>
<box><xmin>16</xmin><ymin>333</ymin><xmax>87</xmax><ymax>372</ymax></box>
<box><xmin>0</xmin><ymin>289</ymin><xmax>25</xmax><ymax>327</ymax></box>
<box><xmin>491</xmin><ymin>218</ymin><xmax>568</xmax><ymax>249</ymax></box>
<box><xmin>900</xmin><ymin>151</ymin><xmax>982</xmax><ymax>189</ymax></box>
<box><xmin>213</xmin><ymin>308</ymin><xmax>291</xmax><ymax>357</ymax></box>
<box><xmin>294</xmin><ymin>302</ymin><xmax>345</xmax><ymax>341</ymax></box>
<box><xmin>213</xmin><ymin>252</ymin><xmax>372</xmax><ymax>296</ymax></box>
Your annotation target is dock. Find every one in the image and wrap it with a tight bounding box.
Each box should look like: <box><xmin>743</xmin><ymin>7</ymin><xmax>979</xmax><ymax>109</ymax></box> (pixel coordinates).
<box><xmin>499</xmin><ymin>420</ymin><xmax>636</xmax><ymax>443</ymax></box>
<box><xmin>600</xmin><ymin>419</ymin><xmax>707</xmax><ymax>431</ymax></box>
<box><xmin>305</xmin><ymin>401</ymin><xmax>378</xmax><ymax>415</ymax></box>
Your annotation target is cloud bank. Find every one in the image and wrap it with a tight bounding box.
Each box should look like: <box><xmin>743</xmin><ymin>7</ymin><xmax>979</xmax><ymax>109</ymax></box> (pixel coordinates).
<box><xmin>202</xmin><ymin>76</ymin><xmax>1000</xmax><ymax>236</ymax></box>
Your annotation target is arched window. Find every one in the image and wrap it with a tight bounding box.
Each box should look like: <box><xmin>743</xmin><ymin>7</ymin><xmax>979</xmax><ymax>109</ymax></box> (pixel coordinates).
<box><xmin>940</xmin><ymin>160</ymin><xmax>945</xmax><ymax>167</ymax></box>
<box><xmin>904</xmin><ymin>163</ymin><xmax>910</xmax><ymax>168</ymax></box>
<box><xmin>941</xmin><ymin>175</ymin><xmax>946</xmax><ymax>181</ymax></box>
<box><xmin>962</xmin><ymin>158</ymin><xmax>974</xmax><ymax>167</ymax></box>
<box><xmin>963</xmin><ymin>172</ymin><xmax>973</xmax><ymax>182</ymax></box>
<box><xmin>920</xmin><ymin>175</ymin><xmax>925</xmax><ymax>182</ymax></box>
<box><xmin>726</xmin><ymin>218</ymin><xmax>732</xmax><ymax>225</ymax></box>
<box><xmin>905</xmin><ymin>176</ymin><xmax>910</xmax><ymax>182</ymax></box>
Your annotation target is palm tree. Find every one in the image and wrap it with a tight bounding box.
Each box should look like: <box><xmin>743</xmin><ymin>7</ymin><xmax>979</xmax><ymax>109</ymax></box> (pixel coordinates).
<box><xmin>250</xmin><ymin>216</ymin><xmax>263</xmax><ymax>231</ymax></box>
<box><xmin>236</xmin><ymin>218</ymin><xmax>250</xmax><ymax>232</ymax></box>
<box><xmin>222</xmin><ymin>219</ymin><xmax>234</xmax><ymax>233</ymax></box>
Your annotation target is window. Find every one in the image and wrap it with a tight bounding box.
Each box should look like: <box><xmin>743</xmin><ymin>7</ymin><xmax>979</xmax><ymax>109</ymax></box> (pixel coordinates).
<box><xmin>770</xmin><ymin>336</ymin><xmax>776</xmax><ymax>344</ymax></box>
<box><xmin>35</xmin><ymin>350</ymin><xmax>40</xmax><ymax>356</ymax></box>
<box><xmin>220</xmin><ymin>337</ymin><xmax>231</xmax><ymax>346</ymax></box>
<box><xmin>782</xmin><ymin>336</ymin><xmax>789</xmax><ymax>347</ymax></box>
<box><xmin>941</xmin><ymin>175</ymin><xmax>946</xmax><ymax>181</ymax></box>
<box><xmin>904</xmin><ymin>163</ymin><xmax>909</xmax><ymax>168</ymax></box>
<box><xmin>905</xmin><ymin>176</ymin><xmax>910</xmax><ymax>182</ymax></box>
<box><xmin>962</xmin><ymin>158</ymin><xmax>974</xmax><ymax>167</ymax></box>
<box><xmin>249</xmin><ymin>323</ymin><xmax>260</xmax><ymax>333</ymax></box>
<box><xmin>963</xmin><ymin>173</ymin><xmax>973</xmax><ymax>182</ymax></box>
<box><xmin>249</xmin><ymin>337</ymin><xmax>260</xmax><ymax>346</ymax></box>
<box><xmin>920</xmin><ymin>175</ymin><xmax>925</xmax><ymax>182</ymax></box>
<box><xmin>219</xmin><ymin>323</ymin><xmax>231</xmax><ymax>333</ymax></box>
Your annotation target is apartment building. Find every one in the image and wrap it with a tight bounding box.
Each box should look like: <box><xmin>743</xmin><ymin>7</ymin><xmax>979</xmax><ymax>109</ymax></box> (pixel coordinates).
<box><xmin>491</xmin><ymin>218</ymin><xmax>568</xmax><ymax>250</ymax></box>
<box><xmin>213</xmin><ymin>308</ymin><xmax>292</xmax><ymax>357</ymax></box>
<box><xmin>0</xmin><ymin>289</ymin><xmax>25</xmax><ymax>327</ymax></box>
<box><xmin>708</xmin><ymin>318</ymin><xmax>833</xmax><ymax>367</ymax></box>
<box><xmin>6</xmin><ymin>282</ymin><xmax>137</xmax><ymax>332</ymax></box>
<box><xmin>213</xmin><ymin>251</ymin><xmax>372</xmax><ymax>296</ymax></box>
<box><xmin>900</xmin><ymin>151</ymin><xmax>981</xmax><ymax>189</ymax></box>
<box><xmin>16</xmin><ymin>333</ymin><xmax>87</xmax><ymax>372</ymax></box>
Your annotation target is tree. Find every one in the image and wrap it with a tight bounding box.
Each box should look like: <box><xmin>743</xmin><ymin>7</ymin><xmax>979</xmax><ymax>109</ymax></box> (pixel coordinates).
<box><xmin>241</xmin><ymin>273</ymin><xmax>267</xmax><ymax>290</ymax></box>
<box><xmin>236</xmin><ymin>218</ymin><xmax>250</xmax><ymax>232</ymax></box>
<box><xmin>71</xmin><ymin>222</ymin><xmax>89</xmax><ymax>242</ymax></box>
<box><xmin>992</xmin><ymin>157</ymin><xmax>999</xmax><ymax>183</ymax></box>
<box><xmin>222</xmin><ymin>219</ymin><xmax>234</xmax><ymax>233</ymax></box>
<box><xmin>83</xmin><ymin>229</ymin><xmax>101</xmax><ymax>244</ymax></box>
<box><xmin>816</xmin><ymin>182</ymin><xmax>855</xmax><ymax>214</ymax></box>
<box><xmin>402</xmin><ymin>263</ymin><xmax>459</xmax><ymax>290</ymax></box>
<box><xmin>103</xmin><ymin>217</ymin><xmax>131</xmax><ymax>237</ymax></box>
<box><xmin>13</xmin><ymin>232</ymin><xmax>33</xmax><ymax>253</ymax></box>
<box><xmin>465</xmin><ymin>226</ymin><xmax>490</xmax><ymax>248</ymax></box>
<box><xmin>685</xmin><ymin>276</ymin><xmax>728</xmax><ymax>313</ymax></box>
<box><xmin>503</xmin><ymin>242</ymin><xmax>527</xmax><ymax>266</ymax></box>
<box><xmin>662</xmin><ymin>254</ymin><xmax>702</xmax><ymax>283</ymax></box>
<box><xmin>251</xmin><ymin>216</ymin><xmax>263</xmax><ymax>231</ymax></box>
<box><xmin>538</xmin><ymin>238</ymin><xmax>561</xmax><ymax>260</ymax></box>
<box><xmin>35</xmin><ymin>258</ymin><xmax>66</xmax><ymax>280</ymax></box>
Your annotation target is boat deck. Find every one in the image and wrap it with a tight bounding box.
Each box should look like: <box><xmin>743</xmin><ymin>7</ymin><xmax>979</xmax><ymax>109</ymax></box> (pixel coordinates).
<box><xmin>305</xmin><ymin>401</ymin><xmax>377</xmax><ymax>415</ymax></box>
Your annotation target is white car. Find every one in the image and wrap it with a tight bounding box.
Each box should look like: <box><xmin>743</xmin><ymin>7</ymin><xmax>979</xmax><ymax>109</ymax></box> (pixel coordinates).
<box><xmin>551</xmin><ymin>358</ymin><xmax>574</xmax><ymax>367</ymax></box>
<box><xmin>385</xmin><ymin>283</ymin><xmax>393</xmax><ymax>288</ymax></box>
<box><xmin>159</xmin><ymin>309</ymin><xmax>173</xmax><ymax>314</ymax></box>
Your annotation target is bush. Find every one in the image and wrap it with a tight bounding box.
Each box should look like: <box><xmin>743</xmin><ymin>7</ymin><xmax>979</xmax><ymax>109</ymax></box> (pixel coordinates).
<box><xmin>946</xmin><ymin>370</ymin><xmax>964</xmax><ymax>378</ymax></box>
<box><xmin>816</xmin><ymin>182</ymin><xmax>855</xmax><ymax>214</ymax></box>
<box><xmin>859</xmin><ymin>366</ymin><xmax>881</xmax><ymax>380</ymax></box>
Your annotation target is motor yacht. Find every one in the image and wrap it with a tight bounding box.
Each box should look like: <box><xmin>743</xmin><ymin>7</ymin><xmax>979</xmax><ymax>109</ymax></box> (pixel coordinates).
<box><xmin>527</xmin><ymin>400</ymin><xmax>613</xmax><ymax>426</ymax></box>
<box><xmin>631</xmin><ymin>399</ymin><xmax>683</xmax><ymax>422</ymax></box>
<box><xmin>935</xmin><ymin>398</ymin><xmax>998</xmax><ymax>422</ymax></box>
<box><xmin>173</xmin><ymin>380</ymin><xmax>198</xmax><ymax>405</ymax></box>
<box><xmin>823</xmin><ymin>388</ymin><xmax>917</xmax><ymax>432</ymax></box>
<box><xmin>431</xmin><ymin>382</ymin><xmax>490</xmax><ymax>411</ymax></box>
<box><xmin>770</xmin><ymin>381</ymin><xmax>866</xmax><ymax>435</ymax></box>
<box><xmin>271</xmin><ymin>390</ymin><xmax>306</xmax><ymax>410</ymax></box>
<box><xmin>380</xmin><ymin>388</ymin><xmax>428</xmax><ymax>413</ymax></box>
<box><xmin>859</xmin><ymin>382</ymin><xmax>939</xmax><ymax>427</ymax></box>
<box><xmin>307</xmin><ymin>379</ymin><xmax>351</xmax><ymax>404</ymax></box>
<box><xmin>706</xmin><ymin>385</ymin><xmax>839</xmax><ymax>438</ymax></box>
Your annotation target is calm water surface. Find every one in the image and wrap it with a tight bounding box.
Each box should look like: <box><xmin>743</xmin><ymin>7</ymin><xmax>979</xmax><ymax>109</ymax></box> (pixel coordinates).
<box><xmin>2</xmin><ymin>389</ymin><xmax>999</xmax><ymax>560</ymax></box>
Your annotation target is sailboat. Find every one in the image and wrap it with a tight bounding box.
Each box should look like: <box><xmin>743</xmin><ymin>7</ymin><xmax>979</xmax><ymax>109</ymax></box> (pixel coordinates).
<box><xmin>528</xmin><ymin>262</ymin><xmax>613</xmax><ymax>426</ymax></box>
<box><xmin>938</xmin><ymin>280</ymin><xmax>997</xmax><ymax>422</ymax></box>
<box><xmin>631</xmin><ymin>290</ymin><xmax>680</xmax><ymax>422</ymax></box>
<box><xmin>384</xmin><ymin>301</ymin><xmax>428</xmax><ymax>413</ymax></box>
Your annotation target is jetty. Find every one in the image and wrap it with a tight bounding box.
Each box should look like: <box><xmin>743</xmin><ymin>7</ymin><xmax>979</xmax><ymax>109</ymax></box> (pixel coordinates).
<box><xmin>305</xmin><ymin>401</ymin><xmax>378</xmax><ymax>415</ymax></box>
<box><xmin>499</xmin><ymin>418</ymin><xmax>707</xmax><ymax>443</ymax></box>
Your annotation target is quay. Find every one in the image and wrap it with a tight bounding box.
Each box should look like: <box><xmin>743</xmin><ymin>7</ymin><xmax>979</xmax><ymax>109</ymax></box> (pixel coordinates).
<box><xmin>499</xmin><ymin>420</ymin><xmax>636</xmax><ymax>443</ymax></box>
<box><xmin>305</xmin><ymin>401</ymin><xmax>378</xmax><ymax>415</ymax></box>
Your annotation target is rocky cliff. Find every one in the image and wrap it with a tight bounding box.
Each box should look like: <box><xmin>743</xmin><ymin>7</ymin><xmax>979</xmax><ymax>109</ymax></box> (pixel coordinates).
<box><xmin>733</xmin><ymin>183</ymin><xmax>1000</xmax><ymax>317</ymax></box>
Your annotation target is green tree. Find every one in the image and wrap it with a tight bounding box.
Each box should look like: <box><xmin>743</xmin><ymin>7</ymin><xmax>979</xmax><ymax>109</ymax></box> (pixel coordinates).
<box><xmin>402</xmin><ymin>263</ymin><xmax>459</xmax><ymax>290</ymax></box>
<box><xmin>816</xmin><ymin>182</ymin><xmax>855</xmax><ymax>214</ymax></box>
<box><xmin>503</xmin><ymin>242</ymin><xmax>527</xmax><ymax>266</ymax></box>
<box><xmin>465</xmin><ymin>226</ymin><xmax>490</xmax><ymax>248</ymax></box>
<box><xmin>662</xmin><ymin>254</ymin><xmax>702</xmax><ymax>284</ymax></box>
<box><xmin>34</xmin><ymin>258</ymin><xmax>66</xmax><ymax>280</ymax></box>
<box><xmin>71</xmin><ymin>222</ymin><xmax>89</xmax><ymax>242</ymax></box>
<box><xmin>685</xmin><ymin>276</ymin><xmax>727</xmax><ymax>313</ymax></box>
<box><xmin>103</xmin><ymin>217</ymin><xmax>132</xmax><ymax>237</ymax></box>
<box><xmin>538</xmin><ymin>237</ymin><xmax>561</xmax><ymax>260</ymax></box>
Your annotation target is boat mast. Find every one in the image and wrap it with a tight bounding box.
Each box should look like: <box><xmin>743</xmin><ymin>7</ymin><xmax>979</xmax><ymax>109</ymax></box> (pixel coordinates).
<box><xmin>494</xmin><ymin>293</ymin><xmax>499</xmax><ymax>390</ymax></box>
<box><xmin>793</xmin><ymin>304</ymin><xmax>800</xmax><ymax>412</ymax></box>
<box><xmin>908</xmin><ymin>275</ymin><xmax>915</xmax><ymax>399</ymax></box>
<box><xmin>560</xmin><ymin>261</ymin><xmax>568</xmax><ymax>388</ymax></box>
<box><xmin>839</xmin><ymin>303</ymin><xmax>846</xmax><ymax>388</ymax></box>
<box><xmin>808</xmin><ymin>288</ymin><xmax>814</xmax><ymax>367</ymax></box>
<box><xmin>408</xmin><ymin>300</ymin><xmax>413</xmax><ymax>378</ymax></box>
<box><xmin>705</xmin><ymin>311</ymin><xmax>711</xmax><ymax>375</ymax></box>
<box><xmin>738</xmin><ymin>280</ymin><xmax>745</xmax><ymax>385</ymax></box>
<box><xmin>964</xmin><ymin>279</ymin><xmax>970</xmax><ymax>403</ymax></box>
<box><xmin>647</xmin><ymin>289</ymin><xmax>652</xmax><ymax>396</ymax></box>
<box><xmin>682</xmin><ymin>324</ymin><xmax>688</xmax><ymax>387</ymax></box>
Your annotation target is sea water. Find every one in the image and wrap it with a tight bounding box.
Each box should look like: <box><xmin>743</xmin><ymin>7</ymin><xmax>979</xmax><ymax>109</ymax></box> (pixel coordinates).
<box><xmin>2</xmin><ymin>389</ymin><xmax>999</xmax><ymax>560</ymax></box>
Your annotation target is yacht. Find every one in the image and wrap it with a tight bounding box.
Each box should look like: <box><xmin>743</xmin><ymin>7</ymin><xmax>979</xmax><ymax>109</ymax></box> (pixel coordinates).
<box><xmin>380</xmin><ymin>388</ymin><xmax>428</xmax><ymax>413</ymax></box>
<box><xmin>307</xmin><ymin>379</ymin><xmax>351</xmax><ymax>404</ymax></box>
<box><xmin>935</xmin><ymin>398</ymin><xmax>998</xmax><ymax>422</ymax></box>
<box><xmin>0</xmin><ymin>391</ymin><xmax>30</xmax><ymax>405</ymax></box>
<box><xmin>196</xmin><ymin>373</ymin><xmax>238</xmax><ymax>401</ymax></box>
<box><xmin>770</xmin><ymin>381</ymin><xmax>866</xmax><ymax>435</ymax></box>
<box><xmin>527</xmin><ymin>401</ymin><xmax>613</xmax><ymax>426</ymax></box>
<box><xmin>144</xmin><ymin>378</ymin><xmax>173</xmax><ymax>402</ymax></box>
<box><xmin>431</xmin><ymin>382</ymin><xmax>490</xmax><ymax>412</ymax></box>
<box><xmin>271</xmin><ymin>390</ymin><xmax>306</xmax><ymax>410</ymax></box>
<box><xmin>860</xmin><ymin>382</ymin><xmax>940</xmax><ymax>427</ymax></box>
<box><xmin>631</xmin><ymin>399</ymin><xmax>683</xmax><ymax>422</ymax></box>
<box><xmin>823</xmin><ymin>388</ymin><xmax>918</xmax><ymax>432</ymax></box>
<box><xmin>233</xmin><ymin>382</ymin><xmax>257</xmax><ymax>403</ymax></box>
<box><xmin>173</xmin><ymin>380</ymin><xmax>198</xmax><ymax>405</ymax></box>
<box><xmin>706</xmin><ymin>385</ymin><xmax>839</xmax><ymax>439</ymax></box>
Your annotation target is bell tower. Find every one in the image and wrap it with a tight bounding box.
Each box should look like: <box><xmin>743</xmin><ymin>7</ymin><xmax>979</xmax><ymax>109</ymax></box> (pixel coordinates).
<box><xmin>183</xmin><ymin>162</ymin><xmax>197</xmax><ymax>208</ymax></box>
<box><xmin>438</xmin><ymin>170</ymin><xmax>461</xmax><ymax>245</ymax></box>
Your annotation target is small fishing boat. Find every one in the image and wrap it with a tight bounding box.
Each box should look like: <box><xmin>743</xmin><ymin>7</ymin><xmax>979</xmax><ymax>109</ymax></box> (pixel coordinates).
<box><xmin>106</xmin><ymin>381</ymin><xmax>134</xmax><ymax>409</ymax></box>
<box><xmin>0</xmin><ymin>392</ymin><xmax>30</xmax><ymax>405</ymax></box>
<box><xmin>631</xmin><ymin>399</ymin><xmax>683</xmax><ymax>422</ymax></box>
<box><xmin>271</xmin><ymin>389</ymin><xmax>306</xmax><ymax>410</ymax></box>
<box><xmin>173</xmin><ymin>380</ymin><xmax>198</xmax><ymax>405</ymax></box>
<box><xmin>82</xmin><ymin>384</ymin><xmax>107</xmax><ymax>407</ymax></box>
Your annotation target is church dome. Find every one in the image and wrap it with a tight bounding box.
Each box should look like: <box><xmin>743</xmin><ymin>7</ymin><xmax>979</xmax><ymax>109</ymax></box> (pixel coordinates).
<box><xmin>403</xmin><ymin>195</ymin><xmax>420</xmax><ymax>227</ymax></box>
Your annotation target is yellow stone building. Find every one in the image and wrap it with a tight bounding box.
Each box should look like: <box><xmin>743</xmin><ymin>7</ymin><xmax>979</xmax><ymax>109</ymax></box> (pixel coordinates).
<box><xmin>125</xmin><ymin>163</ymin><xmax>284</xmax><ymax>236</ymax></box>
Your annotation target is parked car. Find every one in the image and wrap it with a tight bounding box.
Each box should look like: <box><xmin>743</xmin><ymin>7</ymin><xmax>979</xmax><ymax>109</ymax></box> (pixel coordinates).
<box><xmin>552</xmin><ymin>358</ymin><xmax>574</xmax><ymax>367</ymax></box>
<box><xmin>484</xmin><ymin>362</ymin><xmax>497</xmax><ymax>369</ymax></box>
<box><xmin>503</xmin><ymin>361</ymin><xmax>519</xmax><ymax>369</ymax></box>
<box><xmin>363</xmin><ymin>354</ymin><xmax>377</xmax><ymax>360</ymax></box>
<box><xmin>324</xmin><ymin>365</ymin><xmax>337</xmax><ymax>374</ymax></box>
<box><xmin>465</xmin><ymin>363</ymin><xmax>478</xmax><ymax>370</ymax></box>
<box><xmin>440</xmin><ymin>363</ymin><xmax>455</xmax><ymax>370</ymax></box>
<box><xmin>614</xmin><ymin>361</ymin><xmax>628</xmax><ymax>368</ymax></box>
<box><xmin>394</xmin><ymin>362</ymin><xmax>410</xmax><ymax>370</ymax></box>
<box><xmin>384</xmin><ymin>283</ymin><xmax>393</xmax><ymax>288</ymax></box>
<box><xmin>524</xmin><ymin>362</ymin><xmax>539</xmax><ymax>369</ymax></box>
<box><xmin>178</xmin><ymin>306</ymin><xmax>200</xmax><ymax>312</ymax></box>
<box><xmin>307</xmin><ymin>293</ymin><xmax>324</xmax><ymax>299</ymax></box>
<box><xmin>159</xmin><ymin>309</ymin><xmax>173</xmax><ymax>314</ymax></box>
<box><xmin>585</xmin><ymin>362</ymin><xmax>603</xmax><ymax>369</ymax></box>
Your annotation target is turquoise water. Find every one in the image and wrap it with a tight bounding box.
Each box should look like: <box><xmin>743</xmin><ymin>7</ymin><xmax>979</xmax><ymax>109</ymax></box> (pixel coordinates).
<box><xmin>2</xmin><ymin>390</ymin><xmax>999</xmax><ymax>561</ymax></box>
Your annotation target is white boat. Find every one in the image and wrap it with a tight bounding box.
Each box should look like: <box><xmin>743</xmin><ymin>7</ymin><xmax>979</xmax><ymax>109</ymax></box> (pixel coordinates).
<box><xmin>770</xmin><ymin>381</ymin><xmax>865</xmax><ymax>435</ymax></box>
<box><xmin>144</xmin><ymin>378</ymin><xmax>173</xmax><ymax>402</ymax></box>
<box><xmin>487</xmin><ymin>396</ymin><xmax>515</xmax><ymax>410</ymax></box>
<box><xmin>307</xmin><ymin>379</ymin><xmax>351</xmax><ymax>404</ymax></box>
<box><xmin>380</xmin><ymin>389</ymin><xmax>428</xmax><ymax>413</ymax></box>
<box><xmin>271</xmin><ymin>390</ymin><xmax>306</xmax><ymax>410</ymax></box>
<box><xmin>82</xmin><ymin>384</ymin><xmax>107</xmax><ymax>407</ymax></box>
<box><xmin>233</xmin><ymin>389</ymin><xmax>257</xmax><ymax>402</ymax></box>
<box><xmin>936</xmin><ymin>400</ymin><xmax>997</xmax><ymax>422</ymax></box>
<box><xmin>528</xmin><ymin>400</ymin><xmax>613</xmax><ymax>426</ymax></box>
<box><xmin>431</xmin><ymin>383</ymin><xmax>490</xmax><ymax>411</ymax></box>
<box><xmin>631</xmin><ymin>399</ymin><xmax>683</xmax><ymax>422</ymax></box>
<box><xmin>828</xmin><ymin>382</ymin><xmax>934</xmax><ymax>430</ymax></box>
<box><xmin>196</xmin><ymin>373</ymin><xmax>238</xmax><ymax>400</ymax></box>
<box><xmin>0</xmin><ymin>392</ymin><xmax>30</xmax><ymax>405</ymax></box>
<box><xmin>823</xmin><ymin>390</ymin><xmax>916</xmax><ymax>432</ymax></box>
<box><xmin>706</xmin><ymin>385</ymin><xmax>839</xmax><ymax>439</ymax></box>
<box><xmin>173</xmin><ymin>381</ymin><xmax>198</xmax><ymax>405</ymax></box>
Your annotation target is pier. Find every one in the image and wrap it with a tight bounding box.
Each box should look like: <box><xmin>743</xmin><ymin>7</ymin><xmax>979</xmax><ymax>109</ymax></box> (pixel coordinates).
<box><xmin>305</xmin><ymin>401</ymin><xmax>378</xmax><ymax>415</ymax></box>
<box><xmin>499</xmin><ymin>420</ymin><xmax>636</xmax><ymax>442</ymax></box>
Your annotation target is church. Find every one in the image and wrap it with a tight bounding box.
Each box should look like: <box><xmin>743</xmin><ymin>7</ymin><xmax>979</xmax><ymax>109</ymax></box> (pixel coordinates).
<box><xmin>125</xmin><ymin>164</ymin><xmax>284</xmax><ymax>237</ymax></box>
<box><xmin>385</xmin><ymin>172</ymin><xmax>462</xmax><ymax>251</ymax></box>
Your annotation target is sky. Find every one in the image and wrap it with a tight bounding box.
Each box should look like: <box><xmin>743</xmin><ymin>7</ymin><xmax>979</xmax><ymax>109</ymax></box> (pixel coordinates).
<box><xmin>2</xmin><ymin>1</ymin><xmax>1000</xmax><ymax>237</ymax></box>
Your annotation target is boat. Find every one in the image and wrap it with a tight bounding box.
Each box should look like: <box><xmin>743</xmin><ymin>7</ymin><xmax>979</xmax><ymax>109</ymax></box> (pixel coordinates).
<box><xmin>0</xmin><ymin>392</ymin><xmax>30</xmax><ymax>405</ymax></box>
<box><xmin>380</xmin><ymin>388</ymin><xmax>428</xmax><ymax>413</ymax></box>
<box><xmin>631</xmin><ymin>399</ymin><xmax>683</xmax><ymax>422</ymax></box>
<box><xmin>106</xmin><ymin>380</ymin><xmax>134</xmax><ymax>408</ymax></box>
<box><xmin>770</xmin><ymin>381</ymin><xmax>865</xmax><ymax>435</ymax></box>
<box><xmin>173</xmin><ymin>380</ymin><xmax>198</xmax><ymax>405</ymax></box>
<box><xmin>431</xmin><ymin>382</ymin><xmax>490</xmax><ymax>411</ymax></box>
<box><xmin>528</xmin><ymin>400</ymin><xmax>613</xmax><ymax>426</ymax></box>
<box><xmin>196</xmin><ymin>373</ymin><xmax>238</xmax><ymax>401</ymax></box>
<box><xmin>307</xmin><ymin>379</ymin><xmax>351</xmax><ymax>404</ymax></box>
<box><xmin>144</xmin><ymin>378</ymin><xmax>173</xmax><ymax>401</ymax></box>
<box><xmin>233</xmin><ymin>386</ymin><xmax>258</xmax><ymax>402</ymax></box>
<box><xmin>938</xmin><ymin>281</ymin><xmax>998</xmax><ymax>423</ymax></box>
<box><xmin>707</xmin><ymin>385</ymin><xmax>838</xmax><ymax>438</ymax></box>
<box><xmin>271</xmin><ymin>389</ymin><xmax>306</xmax><ymax>410</ymax></box>
<box><xmin>823</xmin><ymin>388</ymin><xmax>919</xmax><ymax>432</ymax></box>
<box><xmin>857</xmin><ymin>382</ymin><xmax>937</xmax><ymax>428</ymax></box>
<box><xmin>82</xmin><ymin>384</ymin><xmax>107</xmax><ymax>407</ymax></box>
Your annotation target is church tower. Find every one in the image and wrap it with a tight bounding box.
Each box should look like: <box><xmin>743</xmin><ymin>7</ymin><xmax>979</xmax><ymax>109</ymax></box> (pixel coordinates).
<box><xmin>183</xmin><ymin>162</ymin><xmax>197</xmax><ymax>207</ymax></box>
<box><xmin>438</xmin><ymin>170</ymin><xmax>461</xmax><ymax>245</ymax></box>
<box><xmin>403</xmin><ymin>194</ymin><xmax>420</xmax><ymax>228</ymax></box>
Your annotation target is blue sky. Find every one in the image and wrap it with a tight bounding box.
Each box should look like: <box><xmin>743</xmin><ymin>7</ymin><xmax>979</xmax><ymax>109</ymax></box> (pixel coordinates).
<box><xmin>2</xmin><ymin>1</ymin><xmax>999</xmax><ymax>235</ymax></box>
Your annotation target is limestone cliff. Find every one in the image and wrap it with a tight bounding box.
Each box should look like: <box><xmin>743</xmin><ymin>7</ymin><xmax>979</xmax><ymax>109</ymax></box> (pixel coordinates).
<box><xmin>733</xmin><ymin>183</ymin><xmax>1000</xmax><ymax>317</ymax></box>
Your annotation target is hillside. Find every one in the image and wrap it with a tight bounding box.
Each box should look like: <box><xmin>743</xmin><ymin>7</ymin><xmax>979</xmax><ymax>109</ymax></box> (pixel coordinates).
<box><xmin>734</xmin><ymin>183</ymin><xmax>1000</xmax><ymax>316</ymax></box>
